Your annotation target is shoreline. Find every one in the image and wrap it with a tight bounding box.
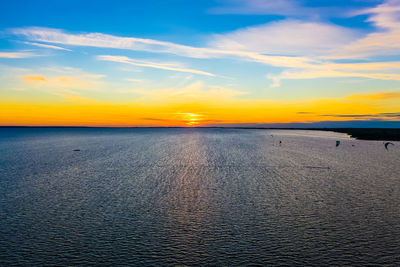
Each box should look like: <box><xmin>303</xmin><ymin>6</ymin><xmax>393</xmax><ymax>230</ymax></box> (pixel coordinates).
<box><xmin>317</xmin><ymin>128</ymin><xmax>400</xmax><ymax>141</ymax></box>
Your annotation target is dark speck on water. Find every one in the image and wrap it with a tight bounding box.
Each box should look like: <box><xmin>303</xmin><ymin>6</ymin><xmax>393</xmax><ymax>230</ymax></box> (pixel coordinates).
<box><xmin>0</xmin><ymin>128</ymin><xmax>399</xmax><ymax>266</ymax></box>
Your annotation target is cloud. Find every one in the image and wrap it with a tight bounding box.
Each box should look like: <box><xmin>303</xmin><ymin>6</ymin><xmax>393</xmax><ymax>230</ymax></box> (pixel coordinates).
<box><xmin>125</xmin><ymin>78</ymin><xmax>142</xmax><ymax>83</ymax></box>
<box><xmin>9</xmin><ymin>7</ymin><xmax>400</xmax><ymax>87</ymax></box>
<box><xmin>11</xmin><ymin>22</ymin><xmax>396</xmax><ymax>90</ymax></box>
<box><xmin>267</xmin><ymin>59</ymin><xmax>400</xmax><ymax>87</ymax></box>
<box><xmin>84</xmin><ymin>74</ymin><xmax>105</xmax><ymax>79</ymax></box>
<box><xmin>279</xmin><ymin>69</ymin><xmax>400</xmax><ymax>80</ymax></box>
<box><xmin>4</xmin><ymin>82</ymin><xmax>399</xmax><ymax>126</ymax></box>
<box><xmin>380</xmin><ymin>112</ymin><xmax>400</xmax><ymax>117</ymax></box>
<box><xmin>139</xmin><ymin>116</ymin><xmax>224</xmax><ymax>125</ymax></box>
<box><xmin>20</xmin><ymin>74</ymin><xmax>99</xmax><ymax>93</ymax></box>
<box><xmin>115</xmin><ymin>87</ymin><xmax>399</xmax><ymax>125</ymax></box>
<box><xmin>318</xmin><ymin>112</ymin><xmax>400</xmax><ymax>119</ymax></box>
<box><xmin>321</xmin><ymin>114</ymin><xmax>379</xmax><ymax>117</ymax></box>
<box><xmin>57</xmin><ymin>94</ymin><xmax>104</xmax><ymax>104</ymax></box>
<box><xmin>347</xmin><ymin>91</ymin><xmax>400</xmax><ymax>100</ymax></box>
<box><xmin>10</xmin><ymin>27</ymin><xmax>216</xmax><ymax>58</ymax></box>
<box><xmin>129</xmin><ymin>82</ymin><xmax>247</xmax><ymax>126</ymax></box>
<box><xmin>24</xmin><ymin>42</ymin><xmax>72</xmax><ymax>51</ymax></box>
<box><xmin>140</xmin><ymin>117</ymin><xmax>170</xmax><ymax>121</ymax></box>
<box><xmin>268</xmin><ymin>68</ymin><xmax>400</xmax><ymax>87</ymax></box>
<box><xmin>297</xmin><ymin>112</ymin><xmax>316</xmax><ymax>114</ymax></box>
<box><xmin>330</xmin><ymin>0</ymin><xmax>400</xmax><ymax>58</ymax></box>
<box><xmin>0</xmin><ymin>51</ymin><xmax>35</xmax><ymax>58</ymax></box>
<box><xmin>268</xmin><ymin>75</ymin><xmax>282</xmax><ymax>88</ymax></box>
<box><xmin>97</xmin><ymin>55</ymin><xmax>216</xmax><ymax>76</ymax></box>
<box><xmin>209</xmin><ymin>0</ymin><xmax>310</xmax><ymax>16</ymax></box>
<box><xmin>21</xmin><ymin>75</ymin><xmax>47</xmax><ymax>82</ymax></box>
<box><xmin>321</xmin><ymin>61</ymin><xmax>400</xmax><ymax>71</ymax></box>
<box><xmin>36</xmin><ymin>66</ymin><xmax>105</xmax><ymax>79</ymax></box>
<box><xmin>131</xmin><ymin>81</ymin><xmax>246</xmax><ymax>103</ymax></box>
<box><xmin>10</xmin><ymin>27</ymin><xmax>314</xmax><ymax>68</ymax></box>
<box><xmin>210</xmin><ymin>20</ymin><xmax>359</xmax><ymax>57</ymax></box>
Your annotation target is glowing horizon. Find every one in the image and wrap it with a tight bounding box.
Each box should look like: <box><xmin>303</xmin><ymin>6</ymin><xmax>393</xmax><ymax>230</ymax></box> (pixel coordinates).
<box><xmin>1</xmin><ymin>0</ymin><xmax>400</xmax><ymax>127</ymax></box>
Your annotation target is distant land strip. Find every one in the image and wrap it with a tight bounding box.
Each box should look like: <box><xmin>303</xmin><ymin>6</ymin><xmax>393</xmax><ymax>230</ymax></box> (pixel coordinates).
<box><xmin>319</xmin><ymin>128</ymin><xmax>400</xmax><ymax>141</ymax></box>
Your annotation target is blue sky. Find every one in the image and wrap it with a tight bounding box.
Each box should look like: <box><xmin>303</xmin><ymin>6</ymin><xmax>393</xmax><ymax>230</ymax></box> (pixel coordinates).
<box><xmin>0</xmin><ymin>0</ymin><xmax>381</xmax><ymax>38</ymax></box>
<box><xmin>1</xmin><ymin>0</ymin><xmax>399</xmax><ymax>126</ymax></box>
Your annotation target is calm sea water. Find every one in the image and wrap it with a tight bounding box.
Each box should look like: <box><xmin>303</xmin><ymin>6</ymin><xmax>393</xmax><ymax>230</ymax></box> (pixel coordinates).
<box><xmin>0</xmin><ymin>128</ymin><xmax>399</xmax><ymax>266</ymax></box>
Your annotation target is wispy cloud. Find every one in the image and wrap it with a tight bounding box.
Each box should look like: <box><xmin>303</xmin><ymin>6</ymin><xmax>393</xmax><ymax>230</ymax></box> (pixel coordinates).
<box><xmin>24</xmin><ymin>42</ymin><xmax>72</xmax><ymax>51</ymax></box>
<box><xmin>268</xmin><ymin>69</ymin><xmax>400</xmax><ymax>87</ymax></box>
<box><xmin>10</xmin><ymin>27</ymin><xmax>314</xmax><ymax>68</ymax></box>
<box><xmin>319</xmin><ymin>112</ymin><xmax>400</xmax><ymax>119</ymax></box>
<box><xmin>210</xmin><ymin>20</ymin><xmax>360</xmax><ymax>57</ymax></box>
<box><xmin>8</xmin><ymin>0</ymin><xmax>400</xmax><ymax>88</ymax></box>
<box><xmin>209</xmin><ymin>0</ymin><xmax>311</xmax><ymax>16</ymax></box>
<box><xmin>37</xmin><ymin>66</ymin><xmax>105</xmax><ymax>79</ymax></box>
<box><xmin>0</xmin><ymin>51</ymin><xmax>36</xmax><ymax>58</ymax></box>
<box><xmin>10</xmin><ymin>25</ymin><xmax>400</xmax><ymax>88</ymax></box>
<box><xmin>97</xmin><ymin>55</ymin><xmax>216</xmax><ymax>76</ymax></box>
<box><xmin>20</xmin><ymin>74</ymin><xmax>99</xmax><ymax>93</ymax></box>
<box><xmin>347</xmin><ymin>91</ymin><xmax>400</xmax><ymax>100</ymax></box>
<box><xmin>209</xmin><ymin>0</ymin><xmax>400</xmax><ymax>61</ymax></box>
<box><xmin>10</xmin><ymin>27</ymin><xmax>216</xmax><ymax>58</ymax></box>
<box><xmin>331</xmin><ymin>0</ymin><xmax>400</xmax><ymax>58</ymax></box>
<box><xmin>131</xmin><ymin>81</ymin><xmax>246</xmax><ymax>102</ymax></box>
<box><xmin>84</xmin><ymin>74</ymin><xmax>105</xmax><ymax>79</ymax></box>
<box><xmin>21</xmin><ymin>75</ymin><xmax>47</xmax><ymax>82</ymax></box>
<box><xmin>125</xmin><ymin>78</ymin><xmax>142</xmax><ymax>83</ymax></box>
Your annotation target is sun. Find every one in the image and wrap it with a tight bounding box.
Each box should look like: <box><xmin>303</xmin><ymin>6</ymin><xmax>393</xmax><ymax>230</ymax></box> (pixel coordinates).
<box><xmin>177</xmin><ymin>113</ymin><xmax>204</xmax><ymax>126</ymax></box>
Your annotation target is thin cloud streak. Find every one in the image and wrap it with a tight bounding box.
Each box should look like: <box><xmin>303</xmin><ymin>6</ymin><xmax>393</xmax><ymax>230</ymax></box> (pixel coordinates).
<box><xmin>10</xmin><ymin>27</ymin><xmax>219</xmax><ymax>58</ymax></box>
<box><xmin>0</xmin><ymin>51</ymin><xmax>36</xmax><ymax>58</ymax></box>
<box><xmin>97</xmin><ymin>55</ymin><xmax>216</xmax><ymax>76</ymax></box>
<box><xmin>268</xmin><ymin>69</ymin><xmax>400</xmax><ymax>87</ymax></box>
<box><xmin>10</xmin><ymin>27</ymin><xmax>315</xmax><ymax>68</ymax></box>
<box><xmin>24</xmin><ymin>42</ymin><xmax>72</xmax><ymax>51</ymax></box>
<box><xmin>21</xmin><ymin>75</ymin><xmax>47</xmax><ymax>82</ymax></box>
<box><xmin>209</xmin><ymin>0</ymin><xmax>310</xmax><ymax>16</ymax></box>
<box><xmin>20</xmin><ymin>73</ymin><xmax>100</xmax><ymax>94</ymax></box>
<box><xmin>347</xmin><ymin>91</ymin><xmax>400</xmax><ymax>100</ymax></box>
<box><xmin>125</xmin><ymin>78</ymin><xmax>142</xmax><ymax>83</ymax></box>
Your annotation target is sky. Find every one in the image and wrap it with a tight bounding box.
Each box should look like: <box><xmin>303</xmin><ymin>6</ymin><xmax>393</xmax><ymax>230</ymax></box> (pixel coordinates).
<box><xmin>1</xmin><ymin>0</ymin><xmax>400</xmax><ymax>127</ymax></box>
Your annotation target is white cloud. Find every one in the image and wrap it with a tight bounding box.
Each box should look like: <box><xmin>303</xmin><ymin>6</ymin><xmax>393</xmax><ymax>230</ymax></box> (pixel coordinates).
<box><xmin>10</xmin><ymin>4</ymin><xmax>400</xmax><ymax>89</ymax></box>
<box><xmin>209</xmin><ymin>0</ymin><xmax>309</xmax><ymax>16</ymax></box>
<box><xmin>10</xmin><ymin>27</ymin><xmax>314</xmax><ymax>68</ymax></box>
<box><xmin>268</xmin><ymin>67</ymin><xmax>400</xmax><ymax>87</ymax></box>
<box><xmin>24</xmin><ymin>42</ymin><xmax>72</xmax><ymax>51</ymax></box>
<box><xmin>210</xmin><ymin>20</ymin><xmax>360</xmax><ymax>57</ymax></box>
<box><xmin>97</xmin><ymin>55</ymin><xmax>216</xmax><ymax>76</ymax></box>
<box><xmin>331</xmin><ymin>0</ymin><xmax>400</xmax><ymax>58</ymax></box>
<box><xmin>11</xmin><ymin>27</ymin><xmax>215</xmax><ymax>58</ymax></box>
<box><xmin>0</xmin><ymin>51</ymin><xmax>35</xmax><ymax>58</ymax></box>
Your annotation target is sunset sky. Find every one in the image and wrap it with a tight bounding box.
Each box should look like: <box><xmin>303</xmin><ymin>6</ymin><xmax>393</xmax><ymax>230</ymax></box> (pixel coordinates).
<box><xmin>1</xmin><ymin>0</ymin><xmax>400</xmax><ymax>126</ymax></box>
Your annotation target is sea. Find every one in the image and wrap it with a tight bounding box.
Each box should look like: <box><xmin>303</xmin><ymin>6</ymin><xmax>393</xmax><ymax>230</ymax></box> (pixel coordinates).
<box><xmin>0</xmin><ymin>128</ymin><xmax>399</xmax><ymax>266</ymax></box>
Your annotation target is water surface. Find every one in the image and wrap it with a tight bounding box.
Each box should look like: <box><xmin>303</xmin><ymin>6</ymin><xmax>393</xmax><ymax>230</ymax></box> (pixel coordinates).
<box><xmin>1</xmin><ymin>128</ymin><xmax>399</xmax><ymax>265</ymax></box>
